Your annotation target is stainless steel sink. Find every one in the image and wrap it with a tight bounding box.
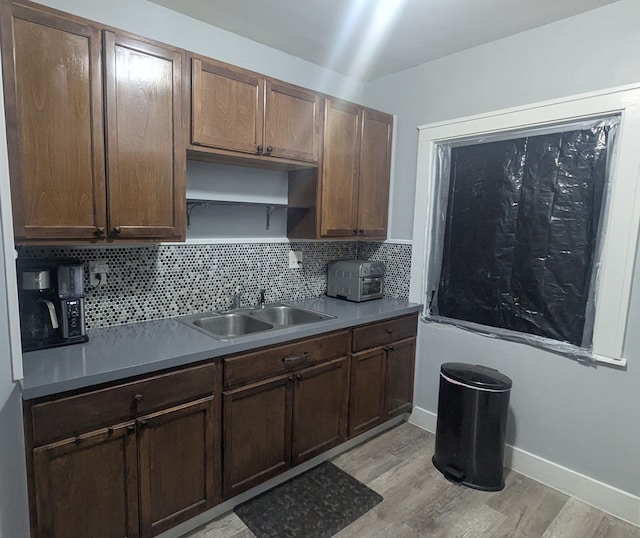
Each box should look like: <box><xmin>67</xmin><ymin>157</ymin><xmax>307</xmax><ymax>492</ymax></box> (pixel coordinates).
<box><xmin>177</xmin><ymin>303</ymin><xmax>334</xmax><ymax>340</ymax></box>
<box><xmin>181</xmin><ymin>312</ymin><xmax>273</xmax><ymax>340</ymax></box>
<box><xmin>249</xmin><ymin>304</ymin><xmax>334</xmax><ymax>326</ymax></box>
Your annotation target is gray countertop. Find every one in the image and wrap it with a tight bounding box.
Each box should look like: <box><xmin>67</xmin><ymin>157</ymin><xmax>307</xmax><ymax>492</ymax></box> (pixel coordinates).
<box><xmin>20</xmin><ymin>297</ymin><xmax>421</xmax><ymax>399</ymax></box>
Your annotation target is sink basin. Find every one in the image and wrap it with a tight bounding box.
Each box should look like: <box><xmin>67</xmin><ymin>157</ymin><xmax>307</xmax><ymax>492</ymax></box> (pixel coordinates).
<box><xmin>177</xmin><ymin>303</ymin><xmax>334</xmax><ymax>340</ymax></box>
<box><xmin>249</xmin><ymin>304</ymin><xmax>334</xmax><ymax>326</ymax></box>
<box><xmin>188</xmin><ymin>312</ymin><xmax>273</xmax><ymax>340</ymax></box>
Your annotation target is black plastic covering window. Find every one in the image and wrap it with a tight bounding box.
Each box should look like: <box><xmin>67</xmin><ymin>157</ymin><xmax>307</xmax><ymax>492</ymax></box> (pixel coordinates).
<box><xmin>436</xmin><ymin>127</ymin><xmax>609</xmax><ymax>346</ymax></box>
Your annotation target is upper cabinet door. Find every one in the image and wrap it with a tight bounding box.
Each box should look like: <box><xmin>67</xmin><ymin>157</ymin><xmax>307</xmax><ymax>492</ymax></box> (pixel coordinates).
<box><xmin>191</xmin><ymin>57</ymin><xmax>264</xmax><ymax>155</ymax></box>
<box><xmin>264</xmin><ymin>80</ymin><xmax>321</xmax><ymax>164</ymax></box>
<box><xmin>103</xmin><ymin>31</ymin><xmax>186</xmax><ymax>240</ymax></box>
<box><xmin>320</xmin><ymin>98</ymin><xmax>361</xmax><ymax>237</ymax></box>
<box><xmin>357</xmin><ymin>108</ymin><xmax>392</xmax><ymax>238</ymax></box>
<box><xmin>0</xmin><ymin>2</ymin><xmax>106</xmax><ymax>242</ymax></box>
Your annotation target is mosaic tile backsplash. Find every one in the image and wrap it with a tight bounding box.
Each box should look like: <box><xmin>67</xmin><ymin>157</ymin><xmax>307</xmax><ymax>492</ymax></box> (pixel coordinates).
<box><xmin>18</xmin><ymin>241</ymin><xmax>412</xmax><ymax>329</ymax></box>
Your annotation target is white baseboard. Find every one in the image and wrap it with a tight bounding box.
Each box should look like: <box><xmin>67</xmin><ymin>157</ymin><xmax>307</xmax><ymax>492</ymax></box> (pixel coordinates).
<box><xmin>409</xmin><ymin>406</ymin><xmax>640</xmax><ymax>527</ymax></box>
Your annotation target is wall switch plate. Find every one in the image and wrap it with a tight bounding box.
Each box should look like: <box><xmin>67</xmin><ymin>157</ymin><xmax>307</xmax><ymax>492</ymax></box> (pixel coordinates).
<box><xmin>288</xmin><ymin>250</ymin><xmax>303</xmax><ymax>269</ymax></box>
<box><xmin>89</xmin><ymin>260</ymin><xmax>109</xmax><ymax>287</ymax></box>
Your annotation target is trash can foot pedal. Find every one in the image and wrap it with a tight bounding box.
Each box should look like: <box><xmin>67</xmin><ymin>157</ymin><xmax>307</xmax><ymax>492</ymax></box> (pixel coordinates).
<box><xmin>443</xmin><ymin>465</ymin><xmax>465</xmax><ymax>484</ymax></box>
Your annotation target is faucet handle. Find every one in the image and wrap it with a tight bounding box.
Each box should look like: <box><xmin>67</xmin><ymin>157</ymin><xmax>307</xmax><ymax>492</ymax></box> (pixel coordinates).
<box><xmin>259</xmin><ymin>289</ymin><xmax>266</xmax><ymax>306</ymax></box>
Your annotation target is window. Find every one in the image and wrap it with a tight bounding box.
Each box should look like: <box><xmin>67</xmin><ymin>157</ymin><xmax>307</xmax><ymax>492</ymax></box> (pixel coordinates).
<box><xmin>410</xmin><ymin>86</ymin><xmax>640</xmax><ymax>366</ymax></box>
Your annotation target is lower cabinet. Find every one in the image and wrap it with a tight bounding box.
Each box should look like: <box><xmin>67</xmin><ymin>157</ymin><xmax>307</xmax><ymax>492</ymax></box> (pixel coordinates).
<box><xmin>24</xmin><ymin>363</ymin><xmax>220</xmax><ymax>538</ymax></box>
<box><xmin>223</xmin><ymin>375</ymin><xmax>292</xmax><ymax>498</ymax></box>
<box><xmin>24</xmin><ymin>314</ymin><xmax>418</xmax><ymax>537</ymax></box>
<box><xmin>32</xmin><ymin>423</ymin><xmax>139</xmax><ymax>538</ymax></box>
<box><xmin>223</xmin><ymin>356</ymin><xmax>348</xmax><ymax>498</ymax></box>
<box><xmin>137</xmin><ymin>398</ymin><xmax>218</xmax><ymax>537</ymax></box>
<box><xmin>349</xmin><ymin>314</ymin><xmax>418</xmax><ymax>437</ymax></box>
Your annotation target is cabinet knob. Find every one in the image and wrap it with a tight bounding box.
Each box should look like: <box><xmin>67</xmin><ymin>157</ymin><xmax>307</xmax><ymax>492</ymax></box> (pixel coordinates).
<box><xmin>74</xmin><ymin>435</ymin><xmax>82</xmax><ymax>445</ymax></box>
<box><xmin>266</xmin><ymin>145</ymin><xmax>273</xmax><ymax>155</ymax></box>
<box><xmin>257</xmin><ymin>144</ymin><xmax>264</xmax><ymax>154</ymax></box>
<box><xmin>112</xmin><ymin>226</ymin><xmax>121</xmax><ymax>234</ymax></box>
<box><xmin>353</xmin><ymin>229</ymin><xmax>358</xmax><ymax>235</ymax></box>
<box><xmin>93</xmin><ymin>227</ymin><xmax>105</xmax><ymax>237</ymax></box>
<box><xmin>358</xmin><ymin>229</ymin><xmax>365</xmax><ymax>235</ymax></box>
<box><xmin>138</xmin><ymin>420</ymin><xmax>148</xmax><ymax>429</ymax></box>
<box><xmin>127</xmin><ymin>424</ymin><xmax>136</xmax><ymax>435</ymax></box>
<box><xmin>295</xmin><ymin>374</ymin><xmax>302</xmax><ymax>381</ymax></box>
<box><xmin>133</xmin><ymin>394</ymin><xmax>143</xmax><ymax>403</ymax></box>
<box><xmin>107</xmin><ymin>427</ymin><xmax>114</xmax><ymax>436</ymax></box>
<box><xmin>385</xmin><ymin>344</ymin><xmax>395</xmax><ymax>352</ymax></box>
<box><xmin>385</xmin><ymin>328</ymin><xmax>393</xmax><ymax>335</ymax></box>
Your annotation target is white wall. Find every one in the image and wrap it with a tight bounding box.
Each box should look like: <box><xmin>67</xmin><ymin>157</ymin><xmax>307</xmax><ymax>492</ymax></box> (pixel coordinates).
<box><xmin>363</xmin><ymin>0</ymin><xmax>640</xmax><ymax>501</ymax></box>
<box><xmin>0</xmin><ymin>45</ymin><xmax>29</xmax><ymax>538</ymax></box>
<box><xmin>366</xmin><ymin>0</ymin><xmax>640</xmax><ymax>241</ymax></box>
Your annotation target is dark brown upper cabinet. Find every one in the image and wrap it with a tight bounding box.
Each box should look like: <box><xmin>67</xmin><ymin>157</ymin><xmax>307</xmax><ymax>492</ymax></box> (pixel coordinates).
<box><xmin>190</xmin><ymin>55</ymin><xmax>322</xmax><ymax>167</ymax></box>
<box><xmin>0</xmin><ymin>0</ymin><xmax>186</xmax><ymax>244</ymax></box>
<box><xmin>103</xmin><ymin>31</ymin><xmax>186</xmax><ymax>241</ymax></box>
<box><xmin>319</xmin><ymin>98</ymin><xmax>393</xmax><ymax>239</ymax></box>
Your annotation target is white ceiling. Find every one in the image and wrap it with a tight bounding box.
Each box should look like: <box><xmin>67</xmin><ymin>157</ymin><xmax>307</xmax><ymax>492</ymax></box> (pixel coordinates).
<box><xmin>148</xmin><ymin>0</ymin><xmax>621</xmax><ymax>81</ymax></box>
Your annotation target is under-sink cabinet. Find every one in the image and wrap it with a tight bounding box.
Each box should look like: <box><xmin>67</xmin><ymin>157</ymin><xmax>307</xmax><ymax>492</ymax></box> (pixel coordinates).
<box><xmin>222</xmin><ymin>330</ymin><xmax>350</xmax><ymax>498</ymax></box>
<box><xmin>349</xmin><ymin>314</ymin><xmax>418</xmax><ymax>437</ymax></box>
<box><xmin>23</xmin><ymin>362</ymin><xmax>220</xmax><ymax>538</ymax></box>
<box><xmin>0</xmin><ymin>0</ymin><xmax>186</xmax><ymax>244</ymax></box>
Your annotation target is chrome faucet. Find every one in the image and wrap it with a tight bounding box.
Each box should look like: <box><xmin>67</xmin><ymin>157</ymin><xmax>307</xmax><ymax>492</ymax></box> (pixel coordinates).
<box><xmin>231</xmin><ymin>289</ymin><xmax>242</xmax><ymax>310</ymax></box>
<box><xmin>258</xmin><ymin>289</ymin><xmax>266</xmax><ymax>308</ymax></box>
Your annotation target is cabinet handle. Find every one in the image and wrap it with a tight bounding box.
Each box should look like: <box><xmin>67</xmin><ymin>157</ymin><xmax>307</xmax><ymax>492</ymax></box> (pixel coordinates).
<box><xmin>138</xmin><ymin>420</ymin><xmax>148</xmax><ymax>429</ymax></box>
<box><xmin>74</xmin><ymin>435</ymin><xmax>82</xmax><ymax>445</ymax></box>
<box><xmin>107</xmin><ymin>427</ymin><xmax>114</xmax><ymax>436</ymax></box>
<box><xmin>127</xmin><ymin>425</ymin><xmax>136</xmax><ymax>435</ymax></box>
<box><xmin>112</xmin><ymin>226</ymin><xmax>121</xmax><ymax>234</ymax></box>
<box><xmin>295</xmin><ymin>374</ymin><xmax>302</xmax><ymax>381</ymax></box>
<box><xmin>266</xmin><ymin>145</ymin><xmax>273</xmax><ymax>154</ymax></box>
<box><xmin>93</xmin><ymin>227</ymin><xmax>105</xmax><ymax>237</ymax></box>
<box><xmin>282</xmin><ymin>352</ymin><xmax>309</xmax><ymax>364</ymax></box>
<box><xmin>385</xmin><ymin>344</ymin><xmax>395</xmax><ymax>352</ymax></box>
<box><xmin>257</xmin><ymin>144</ymin><xmax>263</xmax><ymax>154</ymax></box>
<box><xmin>385</xmin><ymin>328</ymin><xmax>393</xmax><ymax>335</ymax></box>
<box><xmin>288</xmin><ymin>375</ymin><xmax>294</xmax><ymax>381</ymax></box>
<box><xmin>133</xmin><ymin>394</ymin><xmax>143</xmax><ymax>403</ymax></box>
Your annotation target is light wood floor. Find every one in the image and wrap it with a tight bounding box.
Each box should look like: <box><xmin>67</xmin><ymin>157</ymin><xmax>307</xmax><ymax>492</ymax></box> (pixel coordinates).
<box><xmin>185</xmin><ymin>423</ymin><xmax>640</xmax><ymax>538</ymax></box>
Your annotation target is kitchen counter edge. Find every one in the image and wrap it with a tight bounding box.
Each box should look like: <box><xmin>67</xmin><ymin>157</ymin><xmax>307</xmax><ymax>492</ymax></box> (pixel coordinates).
<box><xmin>20</xmin><ymin>297</ymin><xmax>422</xmax><ymax>400</ymax></box>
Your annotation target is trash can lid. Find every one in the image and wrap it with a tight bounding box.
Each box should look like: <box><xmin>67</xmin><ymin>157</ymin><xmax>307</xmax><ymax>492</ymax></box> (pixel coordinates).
<box><xmin>440</xmin><ymin>362</ymin><xmax>512</xmax><ymax>390</ymax></box>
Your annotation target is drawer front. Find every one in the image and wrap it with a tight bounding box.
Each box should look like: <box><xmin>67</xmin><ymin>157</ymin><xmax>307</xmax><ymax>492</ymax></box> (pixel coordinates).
<box><xmin>352</xmin><ymin>314</ymin><xmax>418</xmax><ymax>353</ymax></box>
<box><xmin>224</xmin><ymin>330</ymin><xmax>350</xmax><ymax>388</ymax></box>
<box><xmin>31</xmin><ymin>362</ymin><xmax>215</xmax><ymax>446</ymax></box>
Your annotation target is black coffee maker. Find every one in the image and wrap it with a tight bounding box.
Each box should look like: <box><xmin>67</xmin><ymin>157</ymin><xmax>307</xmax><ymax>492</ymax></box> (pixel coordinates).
<box><xmin>18</xmin><ymin>258</ymin><xmax>88</xmax><ymax>351</ymax></box>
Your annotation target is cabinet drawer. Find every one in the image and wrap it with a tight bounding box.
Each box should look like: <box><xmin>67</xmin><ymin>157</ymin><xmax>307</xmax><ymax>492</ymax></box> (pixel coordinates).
<box><xmin>224</xmin><ymin>330</ymin><xmax>350</xmax><ymax>388</ymax></box>
<box><xmin>30</xmin><ymin>362</ymin><xmax>215</xmax><ymax>446</ymax></box>
<box><xmin>352</xmin><ymin>314</ymin><xmax>418</xmax><ymax>353</ymax></box>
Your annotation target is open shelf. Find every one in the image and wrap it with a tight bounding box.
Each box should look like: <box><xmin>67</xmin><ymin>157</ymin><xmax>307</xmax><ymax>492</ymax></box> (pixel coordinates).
<box><xmin>186</xmin><ymin>199</ymin><xmax>312</xmax><ymax>229</ymax></box>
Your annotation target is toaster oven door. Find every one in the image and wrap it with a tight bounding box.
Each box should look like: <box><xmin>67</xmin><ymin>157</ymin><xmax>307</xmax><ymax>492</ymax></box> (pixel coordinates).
<box><xmin>361</xmin><ymin>277</ymin><xmax>383</xmax><ymax>299</ymax></box>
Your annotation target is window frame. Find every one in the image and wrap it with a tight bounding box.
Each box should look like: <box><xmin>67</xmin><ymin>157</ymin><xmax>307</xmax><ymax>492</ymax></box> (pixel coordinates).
<box><xmin>409</xmin><ymin>85</ymin><xmax>640</xmax><ymax>366</ymax></box>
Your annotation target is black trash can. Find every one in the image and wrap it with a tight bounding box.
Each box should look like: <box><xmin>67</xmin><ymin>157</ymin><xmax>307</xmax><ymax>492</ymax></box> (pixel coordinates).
<box><xmin>432</xmin><ymin>362</ymin><xmax>512</xmax><ymax>491</ymax></box>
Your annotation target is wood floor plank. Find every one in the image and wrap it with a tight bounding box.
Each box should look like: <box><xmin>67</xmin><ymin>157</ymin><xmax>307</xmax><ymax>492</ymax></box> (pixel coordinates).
<box><xmin>182</xmin><ymin>423</ymin><xmax>640</xmax><ymax>538</ymax></box>
<box><xmin>542</xmin><ymin>497</ymin><xmax>606</xmax><ymax>538</ymax></box>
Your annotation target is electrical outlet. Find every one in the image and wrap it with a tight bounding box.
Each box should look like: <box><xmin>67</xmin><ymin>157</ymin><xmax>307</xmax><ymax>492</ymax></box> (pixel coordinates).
<box><xmin>89</xmin><ymin>260</ymin><xmax>109</xmax><ymax>287</ymax></box>
<box><xmin>288</xmin><ymin>250</ymin><xmax>303</xmax><ymax>269</ymax></box>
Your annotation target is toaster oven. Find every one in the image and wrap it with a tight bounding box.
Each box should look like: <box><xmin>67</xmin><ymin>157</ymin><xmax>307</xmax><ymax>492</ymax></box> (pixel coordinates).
<box><xmin>327</xmin><ymin>260</ymin><xmax>385</xmax><ymax>302</ymax></box>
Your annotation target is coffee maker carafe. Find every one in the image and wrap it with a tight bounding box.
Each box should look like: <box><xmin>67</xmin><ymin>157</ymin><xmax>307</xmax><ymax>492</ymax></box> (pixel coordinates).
<box><xmin>18</xmin><ymin>259</ymin><xmax>88</xmax><ymax>351</ymax></box>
